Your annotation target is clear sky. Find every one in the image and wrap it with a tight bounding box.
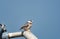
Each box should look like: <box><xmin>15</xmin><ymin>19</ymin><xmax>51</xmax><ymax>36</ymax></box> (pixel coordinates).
<box><xmin>0</xmin><ymin>0</ymin><xmax>60</xmax><ymax>39</ymax></box>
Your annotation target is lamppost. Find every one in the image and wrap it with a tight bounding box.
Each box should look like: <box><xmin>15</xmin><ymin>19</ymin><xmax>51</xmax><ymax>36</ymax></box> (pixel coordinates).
<box><xmin>2</xmin><ymin>20</ymin><xmax>38</xmax><ymax>39</ymax></box>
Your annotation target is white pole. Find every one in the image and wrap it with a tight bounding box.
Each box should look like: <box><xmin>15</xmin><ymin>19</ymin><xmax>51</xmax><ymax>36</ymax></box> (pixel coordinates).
<box><xmin>2</xmin><ymin>32</ymin><xmax>22</xmax><ymax>39</ymax></box>
<box><xmin>23</xmin><ymin>30</ymin><xmax>38</xmax><ymax>39</ymax></box>
<box><xmin>2</xmin><ymin>31</ymin><xmax>38</xmax><ymax>39</ymax></box>
<box><xmin>8</xmin><ymin>32</ymin><xmax>23</xmax><ymax>38</ymax></box>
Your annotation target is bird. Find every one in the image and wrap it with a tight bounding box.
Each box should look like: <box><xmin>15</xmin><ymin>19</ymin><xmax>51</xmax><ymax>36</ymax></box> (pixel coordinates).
<box><xmin>20</xmin><ymin>20</ymin><xmax>32</xmax><ymax>31</ymax></box>
<box><xmin>0</xmin><ymin>24</ymin><xmax>7</xmax><ymax>39</ymax></box>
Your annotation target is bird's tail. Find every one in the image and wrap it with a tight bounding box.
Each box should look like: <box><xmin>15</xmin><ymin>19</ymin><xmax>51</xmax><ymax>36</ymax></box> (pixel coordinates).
<box><xmin>19</xmin><ymin>26</ymin><xmax>24</xmax><ymax>30</ymax></box>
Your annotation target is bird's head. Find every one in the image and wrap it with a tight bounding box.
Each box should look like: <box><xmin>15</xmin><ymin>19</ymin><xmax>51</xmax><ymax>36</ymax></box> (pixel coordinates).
<box><xmin>27</xmin><ymin>20</ymin><xmax>32</xmax><ymax>24</ymax></box>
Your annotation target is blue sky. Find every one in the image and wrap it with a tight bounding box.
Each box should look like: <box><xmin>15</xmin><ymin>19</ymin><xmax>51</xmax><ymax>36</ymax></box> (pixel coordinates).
<box><xmin>0</xmin><ymin>0</ymin><xmax>60</xmax><ymax>39</ymax></box>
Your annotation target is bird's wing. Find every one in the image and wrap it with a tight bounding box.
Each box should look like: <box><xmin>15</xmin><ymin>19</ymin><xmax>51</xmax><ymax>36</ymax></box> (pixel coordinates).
<box><xmin>20</xmin><ymin>24</ymin><xmax>29</xmax><ymax>29</ymax></box>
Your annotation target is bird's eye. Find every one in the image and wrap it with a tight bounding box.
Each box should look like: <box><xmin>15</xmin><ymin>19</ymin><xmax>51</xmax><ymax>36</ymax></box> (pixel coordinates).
<box><xmin>30</xmin><ymin>23</ymin><xmax>32</xmax><ymax>24</ymax></box>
